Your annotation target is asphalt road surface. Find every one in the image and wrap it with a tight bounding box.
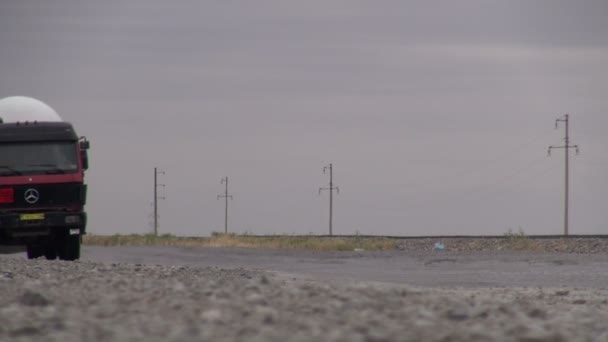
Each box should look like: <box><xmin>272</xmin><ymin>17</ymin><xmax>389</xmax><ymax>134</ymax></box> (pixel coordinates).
<box><xmin>81</xmin><ymin>245</ymin><xmax>608</xmax><ymax>289</ymax></box>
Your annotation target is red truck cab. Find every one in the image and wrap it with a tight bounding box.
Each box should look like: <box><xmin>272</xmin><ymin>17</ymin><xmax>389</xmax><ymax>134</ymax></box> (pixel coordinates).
<box><xmin>0</xmin><ymin>120</ymin><xmax>90</xmax><ymax>260</ymax></box>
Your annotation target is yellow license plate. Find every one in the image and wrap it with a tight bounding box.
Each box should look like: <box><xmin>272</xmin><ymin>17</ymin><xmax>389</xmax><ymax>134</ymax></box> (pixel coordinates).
<box><xmin>20</xmin><ymin>213</ymin><xmax>45</xmax><ymax>221</ymax></box>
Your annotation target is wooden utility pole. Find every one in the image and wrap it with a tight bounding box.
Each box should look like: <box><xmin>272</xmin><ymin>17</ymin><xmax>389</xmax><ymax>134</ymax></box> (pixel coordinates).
<box><xmin>217</xmin><ymin>177</ymin><xmax>233</xmax><ymax>234</ymax></box>
<box><xmin>153</xmin><ymin>167</ymin><xmax>165</xmax><ymax>236</ymax></box>
<box><xmin>548</xmin><ymin>114</ymin><xmax>579</xmax><ymax>236</ymax></box>
<box><xmin>319</xmin><ymin>163</ymin><xmax>339</xmax><ymax>236</ymax></box>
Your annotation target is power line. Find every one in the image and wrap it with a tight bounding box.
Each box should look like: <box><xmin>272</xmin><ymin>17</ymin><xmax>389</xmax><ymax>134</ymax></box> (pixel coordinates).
<box><xmin>469</xmin><ymin>155</ymin><xmax>553</xmax><ymax>193</ymax></box>
<box><xmin>153</xmin><ymin>167</ymin><xmax>165</xmax><ymax>236</ymax></box>
<box><xmin>217</xmin><ymin>177</ymin><xmax>233</xmax><ymax>234</ymax></box>
<box><xmin>458</xmin><ymin>126</ymin><xmax>558</xmax><ymax>181</ymax></box>
<box><xmin>548</xmin><ymin>113</ymin><xmax>580</xmax><ymax>236</ymax></box>
<box><xmin>415</xmin><ymin>152</ymin><xmax>560</xmax><ymax>207</ymax></box>
<box><xmin>319</xmin><ymin>163</ymin><xmax>339</xmax><ymax>236</ymax></box>
<box><xmin>464</xmin><ymin>159</ymin><xmax>561</xmax><ymax>204</ymax></box>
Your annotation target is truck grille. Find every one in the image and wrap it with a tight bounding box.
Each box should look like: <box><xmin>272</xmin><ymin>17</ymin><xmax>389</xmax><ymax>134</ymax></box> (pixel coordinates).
<box><xmin>0</xmin><ymin>183</ymin><xmax>86</xmax><ymax>210</ymax></box>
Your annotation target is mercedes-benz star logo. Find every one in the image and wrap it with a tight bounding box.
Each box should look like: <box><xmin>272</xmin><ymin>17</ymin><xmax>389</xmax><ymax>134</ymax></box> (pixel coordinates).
<box><xmin>24</xmin><ymin>189</ymin><xmax>40</xmax><ymax>204</ymax></box>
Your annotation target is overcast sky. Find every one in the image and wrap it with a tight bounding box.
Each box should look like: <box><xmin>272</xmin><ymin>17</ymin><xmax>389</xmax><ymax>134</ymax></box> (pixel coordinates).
<box><xmin>1</xmin><ymin>0</ymin><xmax>607</xmax><ymax>236</ymax></box>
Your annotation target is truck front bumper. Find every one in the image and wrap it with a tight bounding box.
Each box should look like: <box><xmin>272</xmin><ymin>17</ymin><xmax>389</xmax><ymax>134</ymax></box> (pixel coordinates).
<box><xmin>0</xmin><ymin>212</ymin><xmax>87</xmax><ymax>240</ymax></box>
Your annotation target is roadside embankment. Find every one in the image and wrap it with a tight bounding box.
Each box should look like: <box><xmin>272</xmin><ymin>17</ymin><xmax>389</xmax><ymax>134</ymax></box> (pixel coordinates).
<box><xmin>83</xmin><ymin>234</ymin><xmax>608</xmax><ymax>254</ymax></box>
<box><xmin>395</xmin><ymin>237</ymin><xmax>608</xmax><ymax>254</ymax></box>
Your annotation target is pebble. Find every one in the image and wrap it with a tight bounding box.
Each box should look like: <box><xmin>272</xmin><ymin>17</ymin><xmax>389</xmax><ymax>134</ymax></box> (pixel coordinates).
<box><xmin>19</xmin><ymin>290</ymin><xmax>51</xmax><ymax>307</ymax></box>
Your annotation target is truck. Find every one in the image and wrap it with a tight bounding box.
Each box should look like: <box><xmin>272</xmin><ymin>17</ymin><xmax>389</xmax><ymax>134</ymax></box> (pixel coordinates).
<box><xmin>0</xmin><ymin>118</ymin><xmax>90</xmax><ymax>260</ymax></box>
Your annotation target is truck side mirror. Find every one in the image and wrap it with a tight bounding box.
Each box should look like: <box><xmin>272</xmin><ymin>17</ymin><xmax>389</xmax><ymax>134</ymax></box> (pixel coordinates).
<box><xmin>81</xmin><ymin>150</ymin><xmax>89</xmax><ymax>170</ymax></box>
<box><xmin>79</xmin><ymin>137</ymin><xmax>90</xmax><ymax>170</ymax></box>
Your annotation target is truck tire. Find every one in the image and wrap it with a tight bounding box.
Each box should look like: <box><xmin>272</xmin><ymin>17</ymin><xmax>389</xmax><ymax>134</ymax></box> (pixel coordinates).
<box><xmin>57</xmin><ymin>235</ymin><xmax>80</xmax><ymax>261</ymax></box>
<box><xmin>26</xmin><ymin>244</ymin><xmax>44</xmax><ymax>259</ymax></box>
<box><xmin>44</xmin><ymin>245</ymin><xmax>57</xmax><ymax>260</ymax></box>
<box><xmin>27</xmin><ymin>241</ymin><xmax>57</xmax><ymax>260</ymax></box>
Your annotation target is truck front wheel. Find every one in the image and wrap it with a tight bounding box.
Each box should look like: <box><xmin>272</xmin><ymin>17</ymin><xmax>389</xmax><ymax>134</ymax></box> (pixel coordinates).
<box><xmin>44</xmin><ymin>246</ymin><xmax>57</xmax><ymax>260</ymax></box>
<box><xmin>26</xmin><ymin>242</ymin><xmax>57</xmax><ymax>260</ymax></box>
<box><xmin>26</xmin><ymin>244</ymin><xmax>44</xmax><ymax>259</ymax></box>
<box><xmin>57</xmin><ymin>235</ymin><xmax>81</xmax><ymax>261</ymax></box>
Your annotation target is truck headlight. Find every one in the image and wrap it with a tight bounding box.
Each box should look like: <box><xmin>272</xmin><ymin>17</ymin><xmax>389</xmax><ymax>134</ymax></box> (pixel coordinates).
<box><xmin>65</xmin><ymin>215</ymin><xmax>80</xmax><ymax>224</ymax></box>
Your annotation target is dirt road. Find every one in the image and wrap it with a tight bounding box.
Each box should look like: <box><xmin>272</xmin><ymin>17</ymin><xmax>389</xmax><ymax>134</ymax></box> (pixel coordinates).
<box><xmin>82</xmin><ymin>245</ymin><xmax>608</xmax><ymax>288</ymax></box>
<box><xmin>1</xmin><ymin>246</ymin><xmax>607</xmax><ymax>341</ymax></box>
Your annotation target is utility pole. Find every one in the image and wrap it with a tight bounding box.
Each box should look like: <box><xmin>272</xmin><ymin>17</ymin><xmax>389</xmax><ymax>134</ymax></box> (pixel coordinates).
<box><xmin>217</xmin><ymin>177</ymin><xmax>233</xmax><ymax>234</ymax></box>
<box><xmin>548</xmin><ymin>114</ymin><xmax>579</xmax><ymax>236</ymax></box>
<box><xmin>319</xmin><ymin>163</ymin><xmax>339</xmax><ymax>236</ymax></box>
<box><xmin>153</xmin><ymin>167</ymin><xmax>165</xmax><ymax>236</ymax></box>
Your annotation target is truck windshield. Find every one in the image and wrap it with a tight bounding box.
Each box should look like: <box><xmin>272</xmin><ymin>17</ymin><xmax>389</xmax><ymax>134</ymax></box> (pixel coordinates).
<box><xmin>0</xmin><ymin>142</ymin><xmax>79</xmax><ymax>176</ymax></box>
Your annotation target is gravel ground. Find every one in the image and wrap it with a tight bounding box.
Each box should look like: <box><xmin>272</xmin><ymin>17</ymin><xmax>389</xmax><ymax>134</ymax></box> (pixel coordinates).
<box><xmin>1</xmin><ymin>256</ymin><xmax>608</xmax><ymax>342</ymax></box>
<box><xmin>395</xmin><ymin>237</ymin><xmax>608</xmax><ymax>254</ymax></box>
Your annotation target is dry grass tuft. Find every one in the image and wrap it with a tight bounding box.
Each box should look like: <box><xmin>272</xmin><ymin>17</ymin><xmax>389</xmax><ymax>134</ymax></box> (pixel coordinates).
<box><xmin>502</xmin><ymin>228</ymin><xmax>540</xmax><ymax>251</ymax></box>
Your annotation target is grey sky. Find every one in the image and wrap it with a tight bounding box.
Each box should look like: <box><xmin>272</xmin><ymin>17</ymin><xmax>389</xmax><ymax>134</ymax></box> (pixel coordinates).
<box><xmin>1</xmin><ymin>1</ymin><xmax>607</xmax><ymax>236</ymax></box>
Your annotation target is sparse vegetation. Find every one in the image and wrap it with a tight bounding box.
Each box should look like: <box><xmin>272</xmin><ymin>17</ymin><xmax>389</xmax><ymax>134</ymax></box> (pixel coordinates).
<box><xmin>503</xmin><ymin>227</ymin><xmax>538</xmax><ymax>251</ymax></box>
<box><xmin>83</xmin><ymin>233</ymin><xmax>608</xmax><ymax>254</ymax></box>
<box><xmin>83</xmin><ymin>233</ymin><xmax>399</xmax><ymax>251</ymax></box>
